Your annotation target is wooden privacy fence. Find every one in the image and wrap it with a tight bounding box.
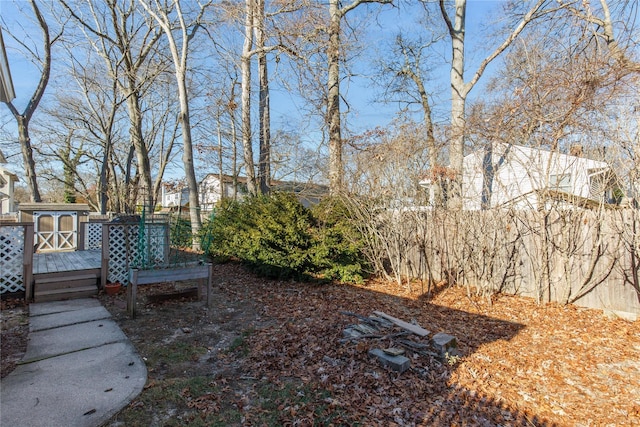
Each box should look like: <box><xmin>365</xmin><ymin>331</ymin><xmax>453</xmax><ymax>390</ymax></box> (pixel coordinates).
<box><xmin>375</xmin><ymin>207</ymin><xmax>640</xmax><ymax>317</ymax></box>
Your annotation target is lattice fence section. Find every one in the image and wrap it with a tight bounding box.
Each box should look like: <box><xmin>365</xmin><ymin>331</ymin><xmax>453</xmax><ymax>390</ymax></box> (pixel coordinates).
<box><xmin>106</xmin><ymin>223</ymin><xmax>168</xmax><ymax>284</ymax></box>
<box><xmin>134</xmin><ymin>224</ymin><xmax>169</xmax><ymax>269</ymax></box>
<box><xmin>107</xmin><ymin>224</ymin><xmax>138</xmax><ymax>285</ymax></box>
<box><xmin>84</xmin><ymin>222</ymin><xmax>103</xmax><ymax>250</ymax></box>
<box><xmin>0</xmin><ymin>225</ymin><xmax>25</xmax><ymax>294</ymax></box>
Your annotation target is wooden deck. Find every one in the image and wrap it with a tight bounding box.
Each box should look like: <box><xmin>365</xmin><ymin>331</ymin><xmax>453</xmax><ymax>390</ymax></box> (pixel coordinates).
<box><xmin>32</xmin><ymin>250</ymin><xmax>102</xmax><ymax>302</ymax></box>
<box><xmin>33</xmin><ymin>250</ymin><xmax>102</xmax><ymax>275</ymax></box>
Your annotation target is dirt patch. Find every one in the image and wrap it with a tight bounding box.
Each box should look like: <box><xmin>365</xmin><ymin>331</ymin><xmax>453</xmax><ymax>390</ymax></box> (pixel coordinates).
<box><xmin>3</xmin><ymin>263</ymin><xmax>639</xmax><ymax>425</ymax></box>
<box><xmin>1</xmin><ymin>298</ymin><xmax>29</xmax><ymax>379</ymax></box>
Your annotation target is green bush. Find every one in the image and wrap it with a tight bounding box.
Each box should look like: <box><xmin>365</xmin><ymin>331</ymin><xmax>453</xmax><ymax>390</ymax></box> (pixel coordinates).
<box><xmin>204</xmin><ymin>192</ymin><xmax>314</xmax><ymax>279</ymax></box>
<box><xmin>202</xmin><ymin>193</ymin><xmax>367</xmax><ymax>283</ymax></box>
<box><xmin>310</xmin><ymin>197</ymin><xmax>368</xmax><ymax>284</ymax></box>
<box><xmin>170</xmin><ymin>216</ymin><xmax>193</xmax><ymax>248</ymax></box>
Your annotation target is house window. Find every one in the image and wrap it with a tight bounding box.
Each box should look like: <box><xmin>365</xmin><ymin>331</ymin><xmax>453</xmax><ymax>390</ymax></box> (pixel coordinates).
<box><xmin>550</xmin><ymin>173</ymin><xmax>571</xmax><ymax>192</ymax></box>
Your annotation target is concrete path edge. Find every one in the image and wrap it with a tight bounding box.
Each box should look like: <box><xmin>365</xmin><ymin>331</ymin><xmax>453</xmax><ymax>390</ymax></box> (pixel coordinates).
<box><xmin>1</xmin><ymin>298</ymin><xmax>147</xmax><ymax>427</ymax></box>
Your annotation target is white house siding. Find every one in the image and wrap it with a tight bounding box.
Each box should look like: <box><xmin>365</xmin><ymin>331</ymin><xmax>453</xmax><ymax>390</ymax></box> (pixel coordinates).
<box><xmin>161</xmin><ymin>186</ymin><xmax>189</xmax><ymax>208</ymax></box>
<box><xmin>199</xmin><ymin>174</ymin><xmax>248</xmax><ymax>212</ymax></box>
<box><xmin>0</xmin><ymin>165</ymin><xmax>18</xmax><ymax>214</ymax></box>
<box><xmin>461</xmin><ymin>144</ymin><xmax>611</xmax><ymax>210</ymax></box>
<box><xmin>199</xmin><ymin>175</ymin><xmax>223</xmax><ymax>211</ymax></box>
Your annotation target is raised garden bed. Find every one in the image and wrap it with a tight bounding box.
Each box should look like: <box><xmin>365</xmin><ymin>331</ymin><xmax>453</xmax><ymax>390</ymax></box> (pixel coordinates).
<box><xmin>127</xmin><ymin>263</ymin><xmax>213</xmax><ymax>318</ymax></box>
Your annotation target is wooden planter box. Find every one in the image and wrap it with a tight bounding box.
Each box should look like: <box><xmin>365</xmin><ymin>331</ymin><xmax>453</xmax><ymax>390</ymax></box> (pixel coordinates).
<box><xmin>127</xmin><ymin>263</ymin><xmax>213</xmax><ymax>318</ymax></box>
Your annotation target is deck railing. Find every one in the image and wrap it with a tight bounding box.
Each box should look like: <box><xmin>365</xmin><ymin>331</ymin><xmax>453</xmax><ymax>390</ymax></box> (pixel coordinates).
<box><xmin>79</xmin><ymin>221</ymin><xmax>108</xmax><ymax>251</ymax></box>
<box><xmin>0</xmin><ymin>223</ymin><xmax>34</xmax><ymax>299</ymax></box>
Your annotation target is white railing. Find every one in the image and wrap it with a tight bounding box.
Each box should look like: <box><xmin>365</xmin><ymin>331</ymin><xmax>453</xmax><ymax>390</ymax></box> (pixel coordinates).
<box><xmin>0</xmin><ymin>223</ymin><xmax>34</xmax><ymax>297</ymax></box>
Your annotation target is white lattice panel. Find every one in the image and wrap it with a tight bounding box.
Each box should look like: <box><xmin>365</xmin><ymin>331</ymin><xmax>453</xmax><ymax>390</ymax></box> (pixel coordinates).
<box><xmin>107</xmin><ymin>223</ymin><xmax>169</xmax><ymax>284</ymax></box>
<box><xmin>145</xmin><ymin>224</ymin><xmax>168</xmax><ymax>267</ymax></box>
<box><xmin>84</xmin><ymin>223</ymin><xmax>103</xmax><ymax>250</ymax></box>
<box><xmin>107</xmin><ymin>225</ymin><xmax>139</xmax><ymax>284</ymax></box>
<box><xmin>0</xmin><ymin>226</ymin><xmax>25</xmax><ymax>293</ymax></box>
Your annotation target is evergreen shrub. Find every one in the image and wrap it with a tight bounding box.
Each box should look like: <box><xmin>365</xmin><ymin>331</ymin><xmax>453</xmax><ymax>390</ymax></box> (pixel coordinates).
<box><xmin>310</xmin><ymin>197</ymin><xmax>368</xmax><ymax>284</ymax></box>
<box><xmin>202</xmin><ymin>193</ymin><xmax>367</xmax><ymax>283</ymax></box>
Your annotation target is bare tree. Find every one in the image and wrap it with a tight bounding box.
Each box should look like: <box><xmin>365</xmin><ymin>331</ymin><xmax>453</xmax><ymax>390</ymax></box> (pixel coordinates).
<box><xmin>377</xmin><ymin>32</ymin><xmax>446</xmax><ymax>205</ymax></box>
<box><xmin>437</xmin><ymin>0</ymin><xmax>551</xmax><ymax>209</ymax></box>
<box><xmin>342</xmin><ymin>119</ymin><xmax>431</xmax><ymax>287</ymax></box>
<box><xmin>255</xmin><ymin>0</ymin><xmax>271</xmax><ymax>194</ymax></box>
<box><xmin>229</xmin><ymin>0</ymin><xmax>311</xmax><ymax>195</ymax></box>
<box><xmin>37</xmin><ymin>43</ymin><xmax>126</xmax><ymax>213</ymax></box>
<box><xmin>326</xmin><ymin>0</ymin><xmax>392</xmax><ymax>194</ymax></box>
<box><xmin>560</xmin><ymin>0</ymin><xmax>640</xmax><ymax>74</ymax></box>
<box><xmin>61</xmin><ymin>0</ymin><xmax>165</xmax><ymax>211</ymax></box>
<box><xmin>241</xmin><ymin>0</ymin><xmax>258</xmax><ymax>195</ymax></box>
<box><xmin>138</xmin><ymin>0</ymin><xmax>209</xmax><ymax>246</ymax></box>
<box><xmin>2</xmin><ymin>0</ymin><xmax>61</xmax><ymax>202</ymax></box>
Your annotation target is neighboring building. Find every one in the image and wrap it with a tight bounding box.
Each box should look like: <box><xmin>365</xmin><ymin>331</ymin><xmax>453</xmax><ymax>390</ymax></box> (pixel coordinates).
<box><xmin>0</xmin><ymin>149</ymin><xmax>19</xmax><ymax>214</ymax></box>
<box><xmin>160</xmin><ymin>174</ymin><xmax>328</xmax><ymax>211</ymax></box>
<box><xmin>199</xmin><ymin>173</ymin><xmax>328</xmax><ymax>210</ymax></box>
<box><xmin>199</xmin><ymin>174</ymin><xmax>249</xmax><ymax>211</ymax></box>
<box><xmin>160</xmin><ymin>181</ymin><xmax>190</xmax><ymax>209</ymax></box>
<box><xmin>0</xmin><ymin>28</ymin><xmax>15</xmax><ymax>103</ymax></box>
<box><xmin>270</xmin><ymin>179</ymin><xmax>329</xmax><ymax>208</ymax></box>
<box><xmin>420</xmin><ymin>143</ymin><xmax>620</xmax><ymax>210</ymax></box>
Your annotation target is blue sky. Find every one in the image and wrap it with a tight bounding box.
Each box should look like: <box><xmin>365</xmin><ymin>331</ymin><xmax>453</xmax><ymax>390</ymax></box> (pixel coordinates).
<box><xmin>0</xmin><ymin>0</ymin><xmax>526</xmax><ymax>179</ymax></box>
<box><xmin>1</xmin><ymin>0</ymin><xmax>507</xmax><ymax>120</ymax></box>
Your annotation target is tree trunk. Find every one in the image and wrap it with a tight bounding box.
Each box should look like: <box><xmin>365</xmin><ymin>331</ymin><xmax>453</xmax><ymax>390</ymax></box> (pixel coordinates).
<box><xmin>446</xmin><ymin>0</ymin><xmax>468</xmax><ymax>210</ymax></box>
<box><xmin>480</xmin><ymin>144</ymin><xmax>494</xmax><ymax>210</ymax></box>
<box><xmin>217</xmin><ymin>114</ymin><xmax>224</xmax><ymax>204</ymax></box>
<box><xmin>232</xmin><ymin>101</ymin><xmax>239</xmax><ymax>200</ymax></box>
<box><xmin>61</xmin><ymin>136</ymin><xmax>78</xmax><ymax>203</ymax></box>
<box><xmin>256</xmin><ymin>0</ymin><xmax>271</xmax><ymax>195</ymax></box>
<box><xmin>241</xmin><ymin>0</ymin><xmax>257</xmax><ymax>196</ymax></box>
<box><xmin>3</xmin><ymin>0</ymin><xmax>54</xmax><ymax>203</ymax></box>
<box><xmin>99</xmin><ymin>141</ymin><xmax>110</xmax><ymax>214</ymax></box>
<box><xmin>137</xmin><ymin>0</ymin><xmax>205</xmax><ymax>248</ymax></box>
<box><xmin>16</xmin><ymin>115</ymin><xmax>42</xmax><ymax>202</ymax></box>
<box><xmin>176</xmin><ymin>71</ymin><xmax>203</xmax><ymax>247</ymax></box>
<box><xmin>327</xmin><ymin>0</ymin><xmax>343</xmax><ymax>193</ymax></box>
<box><xmin>229</xmin><ymin>77</ymin><xmax>239</xmax><ymax>200</ymax></box>
<box><xmin>404</xmin><ymin>62</ymin><xmax>442</xmax><ymax>206</ymax></box>
<box><xmin>124</xmin><ymin>86</ymin><xmax>154</xmax><ymax>211</ymax></box>
<box><xmin>440</xmin><ymin>0</ymin><xmax>549</xmax><ymax>209</ymax></box>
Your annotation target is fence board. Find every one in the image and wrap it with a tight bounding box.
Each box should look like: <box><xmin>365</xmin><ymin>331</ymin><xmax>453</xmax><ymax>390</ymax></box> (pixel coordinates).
<box><xmin>380</xmin><ymin>208</ymin><xmax>640</xmax><ymax>317</ymax></box>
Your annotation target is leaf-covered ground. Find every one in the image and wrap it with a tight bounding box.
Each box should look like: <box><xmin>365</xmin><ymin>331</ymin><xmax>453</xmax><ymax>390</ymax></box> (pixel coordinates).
<box><xmin>236</xmin><ymin>270</ymin><xmax>640</xmax><ymax>426</ymax></box>
<box><xmin>3</xmin><ymin>262</ymin><xmax>639</xmax><ymax>426</ymax></box>
<box><xmin>1</xmin><ymin>298</ymin><xmax>29</xmax><ymax>380</ymax></box>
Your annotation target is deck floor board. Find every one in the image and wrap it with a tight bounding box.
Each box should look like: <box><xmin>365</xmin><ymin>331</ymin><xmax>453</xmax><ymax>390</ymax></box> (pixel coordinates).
<box><xmin>33</xmin><ymin>250</ymin><xmax>102</xmax><ymax>275</ymax></box>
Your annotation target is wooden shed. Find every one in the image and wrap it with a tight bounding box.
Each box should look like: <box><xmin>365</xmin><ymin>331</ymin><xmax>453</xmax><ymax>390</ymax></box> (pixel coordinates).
<box><xmin>18</xmin><ymin>203</ymin><xmax>90</xmax><ymax>252</ymax></box>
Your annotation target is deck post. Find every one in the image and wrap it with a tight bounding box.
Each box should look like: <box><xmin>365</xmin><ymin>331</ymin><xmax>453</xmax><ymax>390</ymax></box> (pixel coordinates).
<box><xmin>23</xmin><ymin>223</ymin><xmax>34</xmax><ymax>302</ymax></box>
<box><xmin>78</xmin><ymin>222</ymin><xmax>86</xmax><ymax>251</ymax></box>
<box><xmin>128</xmin><ymin>269</ymin><xmax>139</xmax><ymax>319</ymax></box>
<box><xmin>101</xmin><ymin>224</ymin><xmax>109</xmax><ymax>289</ymax></box>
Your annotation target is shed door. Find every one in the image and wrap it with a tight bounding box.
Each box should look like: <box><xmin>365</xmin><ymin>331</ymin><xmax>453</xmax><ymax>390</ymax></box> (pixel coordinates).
<box><xmin>34</xmin><ymin>211</ymin><xmax>77</xmax><ymax>251</ymax></box>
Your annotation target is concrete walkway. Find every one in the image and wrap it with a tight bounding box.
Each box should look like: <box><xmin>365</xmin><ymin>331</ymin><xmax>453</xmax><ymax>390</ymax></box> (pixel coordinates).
<box><xmin>1</xmin><ymin>298</ymin><xmax>147</xmax><ymax>427</ymax></box>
